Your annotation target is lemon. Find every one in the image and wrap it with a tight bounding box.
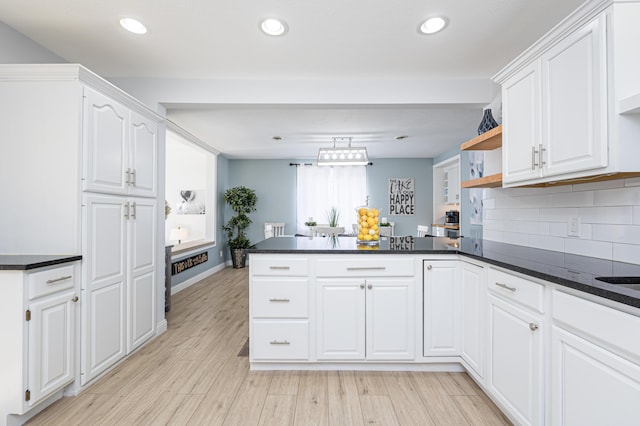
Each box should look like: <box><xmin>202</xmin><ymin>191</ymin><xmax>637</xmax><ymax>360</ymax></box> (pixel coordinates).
<box><xmin>363</xmin><ymin>234</ymin><xmax>372</xmax><ymax>241</ymax></box>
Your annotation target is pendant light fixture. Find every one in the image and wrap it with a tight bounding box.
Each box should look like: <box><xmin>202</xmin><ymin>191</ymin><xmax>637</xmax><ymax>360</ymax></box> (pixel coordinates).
<box><xmin>317</xmin><ymin>137</ymin><xmax>369</xmax><ymax>166</ymax></box>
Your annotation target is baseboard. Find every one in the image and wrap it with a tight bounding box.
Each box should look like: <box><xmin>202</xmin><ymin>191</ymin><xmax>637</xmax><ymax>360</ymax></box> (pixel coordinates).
<box><xmin>156</xmin><ymin>319</ymin><xmax>168</xmax><ymax>335</ymax></box>
<box><xmin>171</xmin><ymin>262</ymin><xmax>226</xmax><ymax>295</ymax></box>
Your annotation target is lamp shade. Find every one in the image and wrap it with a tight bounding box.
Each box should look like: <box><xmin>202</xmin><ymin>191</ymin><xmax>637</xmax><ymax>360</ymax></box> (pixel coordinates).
<box><xmin>317</xmin><ymin>146</ymin><xmax>368</xmax><ymax>166</ymax></box>
<box><xmin>170</xmin><ymin>227</ymin><xmax>188</xmax><ymax>243</ymax></box>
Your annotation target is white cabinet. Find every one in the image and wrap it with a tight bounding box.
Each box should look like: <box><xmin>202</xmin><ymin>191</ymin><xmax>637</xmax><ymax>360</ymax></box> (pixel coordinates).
<box><xmin>460</xmin><ymin>261</ymin><xmax>484</xmax><ymax>380</ymax></box>
<box><xmin>82</xmin><ymin>194</ymin><xmax>156</xmax><ymax>384</ymax></box>
<box><xmin>84</xmin><ymin>87</ymin><xmax>158</xmax><ymax>198</ymax></box>
<box><xmin>541</xmin><ymin>15</ymin><xmax>608</xmax><ymax>178</ymax></box>
<box><xmin>501</xmin><ymin>13</ymin><xmax>607</xmax><ymax>186</ymax></box>
<box><xmin>317</xmin><ymin>277</ymin><xmax>415</xmax><ymax>360</ymax></box>
<box><xmin>502</xmin><ymin>62</ymin><xmax>541</xmax><ymax>184</ymax></box>
<box><xmin>423</xmin><ymin>260</ymin><xmax>459</xmax><ymax>356</ymax></box>
<box><xmin>486</xmin><ymin>269</ymin><xmax>544</xmax><ymax>426</ymax></box>
<box><xmin>28</xmin><ymin>290</ymin><xmax>76</xmax><ymax>406</ymax></box>
<box><xmin>0</xmin><ymin>262</ymin><xmax>79</xmax><ymax>424</ymax></box>
<box><xmin>443</xmin><ymin>164</ymin><xmax>460</xmax><ymax>204</ymax></box>
<box><xmin>250</xmin><ymin>256</ymin><xmax>310</xmax><ymax>361</ymax></box>
<box><xmin>551</xmin><ymin>290</ymin><xmax>640</xmax><ymax>425</ymax></box>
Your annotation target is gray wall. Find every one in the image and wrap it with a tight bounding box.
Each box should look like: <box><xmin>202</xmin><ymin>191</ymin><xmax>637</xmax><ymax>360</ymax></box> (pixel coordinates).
<box><xmin>0</xmin><ymin>21</ymin><xmax>65</xmax><ymax>63</ymax></box>
<box><xmin>222</xmin><ymin>158</ymin><xmax>434</xmax><ymax>246</ymax></box>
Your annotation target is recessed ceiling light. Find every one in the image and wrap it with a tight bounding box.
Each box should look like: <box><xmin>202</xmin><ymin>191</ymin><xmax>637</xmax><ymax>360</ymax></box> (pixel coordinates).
<box><xmin>260</xmin><ymin>18</ymin><xmax>288</xmax><ymax>36</ymax></box>
<box><xmin>120</xmin><ymin>18</ymin><xmax>147</xmax><ymax>34</ymax></box>
<box><xmin>395</xmin><ymin>135</ymin><xmax>409</xmax><ymax>141</ymax></box>
<box><xmin>419</xmin><ymin>16</ymin><xmax>448</xmax><ymax>35</ymax></box>
<box><xmin>272</xmin><ymin>136</ymin><xmax>283</xmax><ymax>141</ymax></box>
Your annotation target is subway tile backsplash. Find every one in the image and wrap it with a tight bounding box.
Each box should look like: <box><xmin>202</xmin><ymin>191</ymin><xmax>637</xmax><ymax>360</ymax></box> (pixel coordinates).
<box><xmin>482</xmin><ymin>178</ymin><xmax>640</xmax><ymax>264</ymax></box>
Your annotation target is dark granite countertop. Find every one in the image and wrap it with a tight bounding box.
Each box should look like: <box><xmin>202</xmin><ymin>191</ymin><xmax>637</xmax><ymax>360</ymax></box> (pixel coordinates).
<box><xmin>0</xmin><ymin>254</ymin><xmax>82</xmax><ymax>270</ymax></box>
<box><xmin>248</xmin><ymin>236</ymin><xmax>640</xmax><ymax>309</ymax></box>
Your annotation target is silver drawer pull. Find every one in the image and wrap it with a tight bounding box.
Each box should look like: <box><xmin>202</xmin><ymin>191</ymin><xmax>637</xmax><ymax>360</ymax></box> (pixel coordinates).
<box><xmin>346</xmin><ymin>267</ymin><xmax>387</xmax><ymax>271</ymax></box>
<box><xmin>269</xmin><ymin>298</ymin><xmax>290</xmax><ymax>302</ymax></box>
<box><xmin>529</xmin><ymin>323</ymin><xmax>539</xmax><ymax>331</ymax></box>
<box><xmin>270</xmin><ymin>340</ymin><xmax>290</xmax><ymax>345</ymax></box>
<box><xmin>495</xmin><ymin>282</ymin><xmax>517</xmax><ymax>292</ymax></box>
<box><xmin>46</xmin><ymin>275</ymin><xmax>72</xmax><ymax>284</ymax></box>
<box><xmin>269</xmin><ymin>266</ymin><xmax>291</xmax><ymax>270</ymax></box>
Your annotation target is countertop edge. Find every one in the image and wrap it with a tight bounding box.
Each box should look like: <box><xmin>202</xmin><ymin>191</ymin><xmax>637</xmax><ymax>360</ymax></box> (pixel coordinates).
<box><xmin>0</xmin><ymin>255</ymin><xmax>83</xmax><ymax>271</ymax></box>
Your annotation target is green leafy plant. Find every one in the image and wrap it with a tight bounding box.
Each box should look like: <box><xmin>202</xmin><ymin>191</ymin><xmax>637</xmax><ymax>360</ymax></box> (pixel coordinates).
<box><xmin>327</xmin><ymin>207</ymin><xmax>340</xmax><ymax>227</ymax></box>
<box><xmin>380</xmin><ymin>222</ymin><xmax>391</xmax><ymax>227</ymax></box>
<box><xmin>165</xmin><ymin>200</ymin><xmax>171</xmax><ymax>219</ymax></box>
<box><xmin>222</xmin><ymin>186</ymin><xmax>258</xmax><ymax>250</ymax></box>
<box><xmin>304</xmin><ymin>221</ymin><xmax>317</xmax><ymax>227</ymax></box>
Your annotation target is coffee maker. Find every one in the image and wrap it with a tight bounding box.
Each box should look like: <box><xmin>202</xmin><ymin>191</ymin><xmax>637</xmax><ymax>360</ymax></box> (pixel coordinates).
<box><xmin>445</xmin><ymin>210</ymin><xmax>459</xmax><ymax>224</ymax></box>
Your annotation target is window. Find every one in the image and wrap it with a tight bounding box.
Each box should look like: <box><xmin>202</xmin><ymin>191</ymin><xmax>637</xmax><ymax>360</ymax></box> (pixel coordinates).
<box><xmin>296</xmin><ymin>165</ymin><xmax>366</xmax><ymax>233</ymax></box>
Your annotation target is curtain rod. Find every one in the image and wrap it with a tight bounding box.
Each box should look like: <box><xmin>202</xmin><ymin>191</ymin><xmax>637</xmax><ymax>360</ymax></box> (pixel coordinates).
<box><xmin>289</xmin><ymin>162</ymin><xmax>373</xmax><ymax>167</ymax></box>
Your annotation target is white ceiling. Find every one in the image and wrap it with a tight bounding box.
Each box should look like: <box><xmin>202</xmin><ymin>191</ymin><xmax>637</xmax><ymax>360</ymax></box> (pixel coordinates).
<box><xmin>0</xmin><ymin>0</ymin><xmax>585</xmax><ymax>159</ymax></box>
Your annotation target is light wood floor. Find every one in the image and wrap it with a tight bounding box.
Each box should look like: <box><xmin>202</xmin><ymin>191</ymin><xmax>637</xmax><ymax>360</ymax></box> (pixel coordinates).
<box><xmin>28</xmin><ymin>267</ymin><xmax>511</xmax><ymax>425</ymax></box>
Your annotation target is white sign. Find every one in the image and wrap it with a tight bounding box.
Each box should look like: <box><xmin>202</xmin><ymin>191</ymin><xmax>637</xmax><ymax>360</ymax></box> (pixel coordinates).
<box><xmin>388</xmin><ymin>178</ymin><xmax>415</xmax><ymax>216</ymax></box>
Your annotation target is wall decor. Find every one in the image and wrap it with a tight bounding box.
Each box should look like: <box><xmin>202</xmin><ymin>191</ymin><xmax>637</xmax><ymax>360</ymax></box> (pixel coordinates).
<box><xmin>171</xmin><ymin>251</ymin><xmax>209</xmax><ymax>275</ymax></box>
<box><xmin>469</xmin><ymin>151</ymin><xmax>484</xmax><ymax>180</ymax></box>
<box><xmin>388</xmin><ymin>178</ymin><xmax>415</xmax><ymax>215</ymax></box>
<box><xmin>469</xmin><ymin>188</ymin><xmax>483</xmax><ymax>225</ymax></box>
<box><xmin>176</xmin><ymin>189</ymin><xmax>206</xmax><ymax>214</ymax></box>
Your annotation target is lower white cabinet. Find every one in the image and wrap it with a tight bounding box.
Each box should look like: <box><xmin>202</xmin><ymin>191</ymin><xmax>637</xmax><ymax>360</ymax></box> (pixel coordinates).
<box><xmin>316</xmin><ymin>277</ymin><xmax>415</xmax><ymax>361</ymax></box>
<box><xmin>487</xmin><ymin>293</ymin><xmax>543</xmax><ymax>426</ymax></box>
<box><xmin>0</xmin><ymin>262</ymin><xmax>79</xmax><ymax>425</ymax></box>
<box><xmin>460</xmin><ymin>261</ymin><xmax>484</xmax><ymax>380</ymax></box>
<box><xmin>551</xmin><ymin>290</ymin><xmax>640</xmax><ymax>425</ymax></box>
<box><xmin>423</xmin><ymin>260</ymin><xmax>459</xmax><ymax>356</ymax></box>
<box><xmin>82</xmin><ymin>194</ymin><xmax>156</xmax><ymax>384</ymax></box>
<box><xmin>27</xmin><ymin>290</ymin><xmax>76</xmax><ymax>407</ymax></box>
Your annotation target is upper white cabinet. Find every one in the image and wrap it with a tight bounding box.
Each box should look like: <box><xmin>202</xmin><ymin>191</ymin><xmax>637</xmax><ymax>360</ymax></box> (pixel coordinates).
<box><xmin>495</xmin><ymin>1</ymin><xmax>640</xmax><ymax>187</ymax></box>
<box><xmin>84</xmin><ymin>88</ymin><xmax>157</xmax><ymax>198</ymax></box>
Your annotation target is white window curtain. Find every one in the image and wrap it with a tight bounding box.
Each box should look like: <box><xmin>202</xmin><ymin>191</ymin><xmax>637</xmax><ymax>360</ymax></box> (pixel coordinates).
<box><xmin>296</xmin><ymin>165</ymin><xmax>367</xmax><ymax>234</ymax></box>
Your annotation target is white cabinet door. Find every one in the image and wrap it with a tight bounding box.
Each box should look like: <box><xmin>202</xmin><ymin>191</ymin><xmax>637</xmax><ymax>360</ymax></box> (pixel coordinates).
<box><xmin>551</xmin><ymin>326</ymin><xmax>640</xmax><ymax>426</ymax></box>
<box><xmin>423</xmin><ymin>261</ymin><xmax>460</xmax><ymax>356</ymax></box>
<box><xmin>27</xmin><ymin>290</ymin><xmax>75</xmax><ymax>406</ymax></box>
<box><xmin>460</xmin><ymin>262</ymin><xmax>484</xmax><ymax>379</ymax></box>
<box><xmin>127</xmin><ymin>198</ymin><xmax>156</xmax><ymax>352</ymax></box>
<box><xmin>128</xmin><ymin>112</ymin><xmax>158</xmax><ymax>198</ymax></box>
<box><xmin>83</xmin><ymin>87</ymin><xmax>129</xmax><ymax>195</ymax></box>
<box><xmin>82</xmin><ymin>194</ymin><xmax>127</xmax><ymax>385</ymax></box>
<box><xmin>541</xmin><ymin>14</ymin><xmax>608</xmax><ymax>177</ymax></box>
<box><xmin>502</xmin><ymin>61</ymin><xmax>542</xmax><ymax>185</ymax></box>
<box><xmin>316</xmin><ymin>279</ymin><xmax>366</xmax><ymax>360</ymax></box>
<box><xmin>487</xmin><ymin>294</ymin><xmax>543</xmax><ymax>426</ymax></box>
<box><xmin>366</xmin><ymin>278</ymin><xmax>415</xmax><ymax>360</ymax></box>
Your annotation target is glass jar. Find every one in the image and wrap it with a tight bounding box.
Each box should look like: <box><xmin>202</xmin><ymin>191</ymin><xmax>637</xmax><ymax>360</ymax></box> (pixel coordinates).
<box><xmin>356</xmin><ymin>205</ymin><xmax>380</xmax><ymax>245</ymax></box>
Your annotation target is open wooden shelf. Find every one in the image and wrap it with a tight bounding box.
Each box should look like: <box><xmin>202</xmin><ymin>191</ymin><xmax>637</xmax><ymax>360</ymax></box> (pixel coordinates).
<box><xmin>461</xmin><ymin>173</ymin><xmax>503</xmax><ymax>189</ymax></box>
<box><xmin>460</xmin><ymin>125</ymin><xmax>502</xmax><ymax>151</ymax></box>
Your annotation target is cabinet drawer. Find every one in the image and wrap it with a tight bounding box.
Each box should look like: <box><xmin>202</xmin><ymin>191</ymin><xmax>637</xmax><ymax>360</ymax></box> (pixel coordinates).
<box><xmin>488</xmin><ymin>268</ymin><xmax>544</xmax><ymax>313</ymax></box>
<box><xmin>553</xmin><ymin>290</ymin><xmax>640</xmax><ymax>358</ymax></box>
<box><xmin>250</xmin><ymin>256</ymin><xmax>309</xmax><ymax>276</ymax></box>
<box><xmin>28</xmin><ymin>265</ymin><xmax>75</xmax><ymax>300</ymax></box>
<box><xmin>251</xmin><ymin>320</ymin><xmax>309</xmax><ymax>360</ymax></box>
<box><xmin>316</xmin><ymin>257</ymin><xmax>414</xmax><ymax>277</ymax></box>
<box><xmin>252</xmin><ymin>278</ymin><xmax>308</xmax><ymax>318</ymax></box>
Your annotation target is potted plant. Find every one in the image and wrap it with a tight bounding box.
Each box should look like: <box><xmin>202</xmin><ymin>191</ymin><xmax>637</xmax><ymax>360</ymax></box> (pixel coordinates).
<box><xmin>222</xmin><ymin>186</ymin><xmax>257</xmax><ymax>268</ymax></box>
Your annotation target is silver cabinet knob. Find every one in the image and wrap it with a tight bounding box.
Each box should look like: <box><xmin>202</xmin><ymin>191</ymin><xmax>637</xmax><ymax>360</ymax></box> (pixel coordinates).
<box><xmin>72</xmin><ymin>296</ymin><xmax>79</xmax><ymax>303</ymax></box>
<box><xmin>529</xmin><ymin>323</ymin><xmax>539</xmax><ymax>331</ymax></box>
<box><xmin>367</xmin><ymin>283</ymin><xmax>373</xmax><ymax>289</ymax></box>
<box><xmin>360</xmin><ymin>283</ymin><xmax>365</xmax><ymax>289</ymax></box>
<box><xmin>427</xmin><ymin>265</ymin><xmax>432</xmax><ymax>270</ymax></box>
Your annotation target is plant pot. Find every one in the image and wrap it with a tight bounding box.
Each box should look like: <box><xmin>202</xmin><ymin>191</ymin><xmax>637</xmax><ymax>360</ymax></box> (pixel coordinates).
<box><xmin>230</xmin><ymin>248</ymin><xmax>246</xmax><ymax>268</ymax></box>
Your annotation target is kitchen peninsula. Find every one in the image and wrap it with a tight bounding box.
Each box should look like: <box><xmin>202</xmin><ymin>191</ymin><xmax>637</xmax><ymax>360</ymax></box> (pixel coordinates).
<box><xmin>247</xmin><ymin>236</ymin><xmax>640</xmax><ymax>425</ymax></box>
